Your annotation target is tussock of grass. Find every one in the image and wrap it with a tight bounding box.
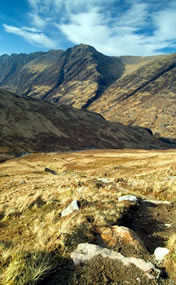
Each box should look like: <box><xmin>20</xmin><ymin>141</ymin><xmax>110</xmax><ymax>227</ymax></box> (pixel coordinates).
<box><xmin>164</xmin><ymin>235</ymin><xmax>176</xmax><ymax>280</ymax></box>
<box><xmin>1</xmin><ymin>250</ymin><xmax>58</xmax><ymax>285</ymax></box>
<box><xmin>61</xmin><ymin>221</ymin><xmax>95</xmax><ymax>252</ymax></box>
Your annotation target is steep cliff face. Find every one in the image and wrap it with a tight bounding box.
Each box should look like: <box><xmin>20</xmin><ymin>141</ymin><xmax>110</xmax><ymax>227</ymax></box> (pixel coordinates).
<box><xmin>0</xmin><ymin>45</ymin><xmax>123</xmax><ymax>108</ymax></box>
<box><xmin>0</xmin><ymin>89</ymin><xmax>169</xmax><ymax>161</ymax></box>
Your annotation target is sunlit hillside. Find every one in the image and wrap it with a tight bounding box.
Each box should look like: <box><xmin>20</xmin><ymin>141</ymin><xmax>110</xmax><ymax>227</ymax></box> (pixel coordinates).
<box><xmin>0</xmin><ymin>150</ymin><xmax>176</xmax><ymax>284</ymax></box>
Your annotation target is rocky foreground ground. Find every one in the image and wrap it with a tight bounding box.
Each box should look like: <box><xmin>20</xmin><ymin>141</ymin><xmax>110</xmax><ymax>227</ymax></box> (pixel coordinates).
<box><xmin>0</xmin><ymin>149</ymin><xmax>176</xmax><ymax>284</ymax></box>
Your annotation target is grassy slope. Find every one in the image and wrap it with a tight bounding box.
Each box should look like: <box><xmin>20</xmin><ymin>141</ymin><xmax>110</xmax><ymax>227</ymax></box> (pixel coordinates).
<box><xmin>0</xmin><ymin>150</ymin><xmax>176</xmax><ymax>284</ymax></box>
<box><xmin>0</xmin><ymin>88</ymin><xmax>169</xmax><ymax>162</ymax></box>
<box><xmin>90</xmin><ymin>53</ymin><xmax>176</xmax><ymax>138</ymax></box>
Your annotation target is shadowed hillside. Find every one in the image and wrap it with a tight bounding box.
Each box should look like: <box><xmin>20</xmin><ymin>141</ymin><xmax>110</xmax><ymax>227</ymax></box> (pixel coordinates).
<box><xmin>0</xmin><ymin>89</ymin><xmax>171</xmax><ymax>162</ymax></box>
<box><xmin>90</xmin><ymin>53</ymin><xmax>176</xmax><ymax>138</ymax></box>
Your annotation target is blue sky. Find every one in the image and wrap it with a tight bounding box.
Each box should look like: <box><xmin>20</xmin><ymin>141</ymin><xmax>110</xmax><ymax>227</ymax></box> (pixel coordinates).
<box><xmin>1</xmin><ymin>0</ymin><xmax>176</xmax><ymax>56</ymax></box>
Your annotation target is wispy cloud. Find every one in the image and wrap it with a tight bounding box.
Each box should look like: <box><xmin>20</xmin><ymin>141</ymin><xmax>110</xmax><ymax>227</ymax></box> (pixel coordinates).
<box><xmin>3</xmin><ymin>0</ymin><xmax>176</xmax><ymax>55</ymax></box>
<box><xmin>3</xmin><ymin>24</ymin><xmax>56</xmax><ymax>48</ymax></box>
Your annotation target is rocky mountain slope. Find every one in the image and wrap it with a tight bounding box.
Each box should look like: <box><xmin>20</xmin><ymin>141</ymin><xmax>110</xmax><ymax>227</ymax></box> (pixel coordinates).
<box><xmin>0</xmin><ymin>45</ymin><xmax>123</xmax><ymax>108</ymax></box>
<box><xmin>0</xmin><ymin>45</ymin><xmax>176</xmax><ymax>138</ymax></box>
<box><xmin>0</xmin><ymin>88</ymin><xmax>169</xmax><ymax>162</ymax></box>
<box><xmin>90</xmin><ymin>53</ymin><xmax>176</xmax><ymax>139</ymax></box>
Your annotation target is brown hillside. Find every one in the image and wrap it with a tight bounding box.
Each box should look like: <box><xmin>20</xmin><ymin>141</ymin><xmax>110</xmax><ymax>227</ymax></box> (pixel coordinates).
<box><xmin>0</xmin><ymin>89</ymin><xmax>169</xmax><ymax>162</ymax></box>
<box><xmin>90</xmin><ymin>53</ymin><xmax>176</xmax><ymax>138</ymax></box>
<box><xmin>0</xmin><ymin>45</ymin><xmax>123</xmax><ymax>108</ymax></box>
<box><xmin>1</xmin><ymin>45</ymin><xmax>176</xmax><ymax>138</ymax></box>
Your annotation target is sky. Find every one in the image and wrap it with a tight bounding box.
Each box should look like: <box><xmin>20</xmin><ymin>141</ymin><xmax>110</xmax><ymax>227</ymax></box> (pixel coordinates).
<box><xmin>1</xmin><ymin>0</ymin><xmax>176</xmax><ymax>56</ymax></box>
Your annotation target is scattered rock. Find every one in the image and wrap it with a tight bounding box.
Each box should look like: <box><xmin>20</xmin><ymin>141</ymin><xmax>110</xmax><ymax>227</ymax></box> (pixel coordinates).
<box><xmin>154</xmin><ymin>247</ymin><xmax>169</xmax><ymax>261</ymax></box>
<box><xmin>97</xmin><ymin>178</ymin><xmax>113</xmax><ymax>184</ymax></box>
<box><xmin>143</xmin><ymin>199</ymin><xmax>171</xmax><ymax>205</ymax></box>
<box><xmin>164</xmin><ymin>176</ymin><xmax>176</xmax><ymax>181</ymax></box>
<box><xmin>118</xmin><ymin>195</ymin><xmax>138</xmax><ymax>203</ymax></box>
<box><xmin>44</xmin><ymin>168</ymin><xmax>57</xmax><ymax>175</ymax></box>
<box><xmin>101</xmin><ymin>226</ymin><xmax>146</xmax><ymax>252</ymax></box>
<box><xmin>71</xmin><ymin>243</ymin><xmax>161</xmax><ymax>279</ymax></box>
<box><xmin>164</xmin><ymin>223</ymin><xmax>172</xmax><ymax>228</ymax></box>
<box><xmin>61</xmin><ymin>200</ymin><xmax>80</xmax><ymax>217</ymax></box>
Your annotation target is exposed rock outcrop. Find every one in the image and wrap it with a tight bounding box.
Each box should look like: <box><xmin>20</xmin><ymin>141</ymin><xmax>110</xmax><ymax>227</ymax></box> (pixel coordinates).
<box><xmin>71</xmin><ymin>243</ymin><xmax>161</xmax><ymax>279</ymax></box>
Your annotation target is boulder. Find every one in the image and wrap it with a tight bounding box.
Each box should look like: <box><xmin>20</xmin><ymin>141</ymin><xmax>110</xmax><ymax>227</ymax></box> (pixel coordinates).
<box><xmin>154</xmin><ymin>247</ymin><xmax>169</xmax><ymax>261</ymax></box>
<box><xmin>61</xmin><ymin>199</ymin><xmax>80</xmax><ymax>217</ymax></box>
<box><xmin>44</xmin><ymin>168</ymin><xmax>57</xmax><ymax>175</ymax></box>
<box><xmin>101</xmin><ymin>225</ymin><xmax>146</xmax><ymax>252</ymax></box>
<box><xmin>71</xmin><ymin>243</ymin><xmax>161</xmax><ymax>279</ymax></box>
<box><xmin>118</xmin><ymin>195</ymin><xmax>138</xmax><ymax>203</ymax></box>
<box><xmin>96</xmin><ymin>178</ymin><xmax>113</xmax><ymax>184</ymax></box>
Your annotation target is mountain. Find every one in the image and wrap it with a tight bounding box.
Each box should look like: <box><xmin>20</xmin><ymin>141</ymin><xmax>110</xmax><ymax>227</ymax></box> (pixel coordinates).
<box><xmin>0</xmin><ymin>89</ymin><xmax>170</xmax><ymax>161</ymax></box>
<box><xmin>0</xmin><ymin>45</ymin><xmax>176</xmax><ymax>138</ymax></box>
<box><xmin>90</xmin><ymin>53</ymin><xmax>176</xmax><ymax>139</ymax></box>
<box><xmin>0</xmin><ymin>45</ymin><xmax>123</xmax><ymax>108</ymax></box>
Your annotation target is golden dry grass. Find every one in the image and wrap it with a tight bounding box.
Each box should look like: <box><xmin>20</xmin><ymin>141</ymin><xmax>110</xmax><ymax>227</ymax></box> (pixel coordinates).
<box><xmin>164</xmin><ymin>234</ymin><xmax>176</xmax><ymax>280</ymax></box>
<box><xmin>0</xmin><ymin>149</ymin><xmax>176</xmax><ymax>283</ymax></box>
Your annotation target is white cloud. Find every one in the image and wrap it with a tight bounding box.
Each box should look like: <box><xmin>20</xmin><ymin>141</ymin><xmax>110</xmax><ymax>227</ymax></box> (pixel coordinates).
<box><xmin>3</xmin><ymin>24</ymin><xmax>56</xmax><ymax>48</ymax></box>
<box><xmin>22</xmin><ymin>27</ymin><xmax>41</xmax><ymax>32</ymax></box>
<box><xmin>153</xmin><ymin>9</ymin><xmax>176</xmax><ymax>41</ymax></box>
<box><xmin>4</xmin><ymin>0</ymin><xmax>176</xmax><ymax>55</ymax></box>
<box><xmin>57</xmin><ymin>1</ymin><xmax>152</xmax><ymax>55</ymax></box>
<box><xmin>55</xmin><ymin>0</ymin><xmax>176</xmax><ymax>55</ymax></box>
<box><xmin>59</xmin><ymin>9</ymin><xmax>111</xmax><ymax>45</ymax></box>
<box><xmin>117</xmin><ymin>2</ymin><xmax>148</xmax><ymax>28</ymax></box>
<box><xmin>28</xmin><ymin>13</ymin><xmax>46</xmax><ymax>28</ymax></box>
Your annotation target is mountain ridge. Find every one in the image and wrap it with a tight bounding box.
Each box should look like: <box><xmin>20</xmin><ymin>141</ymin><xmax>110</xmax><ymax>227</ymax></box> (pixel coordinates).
<box><xmin>0</xmin><ymin>44</ymin><xmax>124</xmax><ymax>107</ymax></box>
<box><xmin>1</xmin><ymin>44</ymin><xmax>176</xmax><ymax>138</ymax></box>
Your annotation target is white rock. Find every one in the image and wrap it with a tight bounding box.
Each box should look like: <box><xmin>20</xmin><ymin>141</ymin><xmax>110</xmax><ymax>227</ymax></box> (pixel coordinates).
<box><xmin>71</xmin><ymin>243</ymin><xmax>161</xmax><ymax>279</ymax></box>
<box><xmin>154</xmin><ymin>247</ymin><xmax>169</xmax><ymax>261</ymax></box>
<box><xmin>61</xmin><ymin>199</ymin><xmax>79</xmax><ymax>217</ymax></box>
<box><xmin>97</xmin><ymin>178</ymin><xmax>113</xmax><ymax>184</ymax></box>
<box><xmin>118</xmin><ymin>195</ymin><xmax>138</xmax><ymax>203</ymax></box>
<box><xmin>143</xmin><ymin>199</ymin><xmax>171</xmax><ymax>205</ymax></box>
<box><xmin>164</xmin><ymin>224</ymin><xmax>172</xmax><ymax>228</ymax></box>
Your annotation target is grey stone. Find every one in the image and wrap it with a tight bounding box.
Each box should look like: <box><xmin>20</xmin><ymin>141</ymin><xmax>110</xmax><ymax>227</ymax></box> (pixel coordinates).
<box><xmin>154</xmin><ymin>247</ymin><xmax>169</xmax><ymax>261</ymax></box>
<box><xmin>71</xmin><ymin>243</ymin><xmax>161</xmax><ymax>279</ymax></box>
<box><xmin>97</xmin><ymin>178</ymin><xmax>113</xmax><ymax>184</ymax></box>
<box><xmin>143</xmin><ymin>199</ymin><xmax>171</xmax><ymax>205</ymax></box>
<box><xmin>118</xmin><ymin>195</ymin><xmax>138</xmax><ymax>203</ymax></box>
<box><xmin>44</xmin><ymin>168</ymin><xmax>57</xmax><ymax>175</ymax></box>
<box><xmin>61</xmin><ymin>199</ymin><xmax>80</xmax><ymax>217</ymax></box>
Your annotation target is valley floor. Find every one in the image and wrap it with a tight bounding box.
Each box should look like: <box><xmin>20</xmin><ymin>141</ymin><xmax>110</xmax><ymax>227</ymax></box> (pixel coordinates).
<box><xmin>0</xmin><ymin>149</ymin><xmax>176</xmax><ymax>284</ymax></box>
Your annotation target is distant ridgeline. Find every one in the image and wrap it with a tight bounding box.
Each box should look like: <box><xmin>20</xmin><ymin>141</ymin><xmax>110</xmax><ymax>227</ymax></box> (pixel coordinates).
<box><xmin>0</xmin><ymin>44</ymin><xmax>176</xmax><ymax>138</ymax></box>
